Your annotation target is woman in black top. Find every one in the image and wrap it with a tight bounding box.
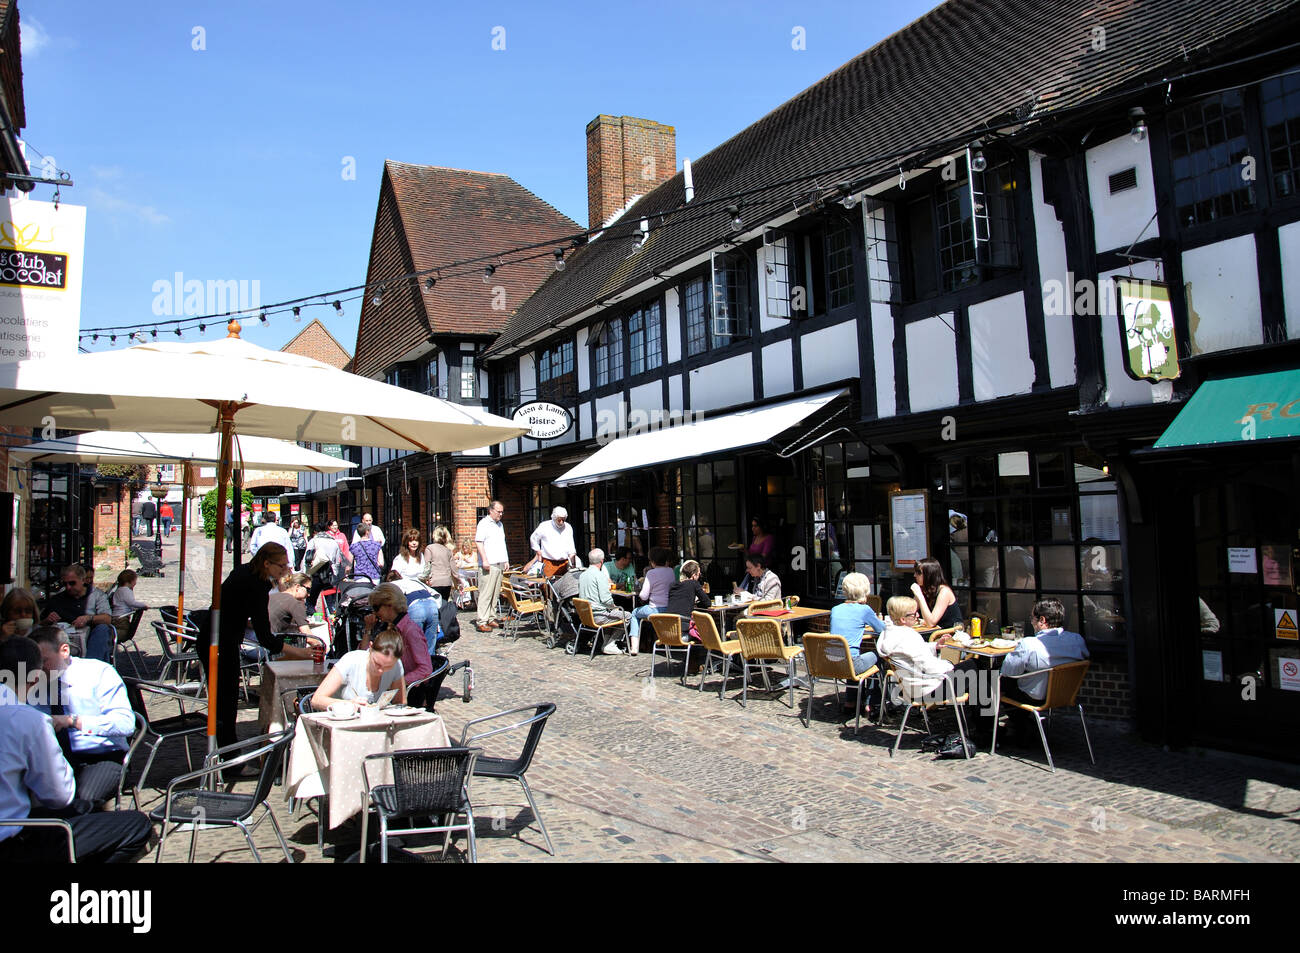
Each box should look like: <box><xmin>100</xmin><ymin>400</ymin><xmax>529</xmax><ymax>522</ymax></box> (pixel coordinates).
<box><xmin>911</xmin><ymin>556</ymin><xmax>963</xmax><ymax>629</ymax></box>
<box><xmin>665</xmin><ymin>559</ymin><xmax>711</xmax><ymax>622</ymax></box>
<box><xmin>199</xmin><ymin>542</ymin><xmax>293</xmax><ymax>748</ymax></box>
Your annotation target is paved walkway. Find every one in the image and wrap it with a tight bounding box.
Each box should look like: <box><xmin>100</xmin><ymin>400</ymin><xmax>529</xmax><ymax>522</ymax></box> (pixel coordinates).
<box><xmin>119</xmin><ymin>535</ymin><xmax>1300</xmax><ymax>863</ymax></box>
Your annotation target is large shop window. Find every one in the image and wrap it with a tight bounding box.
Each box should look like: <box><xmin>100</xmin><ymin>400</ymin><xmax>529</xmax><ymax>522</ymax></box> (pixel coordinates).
<box><xmin>1168</xmin><ymin>90</ymin><xmax>1256</xmax><ymax>227</ymax></box>
<box><xmin>597</xmin><ymin>472</ymin><xmax>658</xmax><ymax>563</ymax></box>
<box><xmin>684</xmin><ymin>276</ymin><xmax>709</xmax><ymax>357</ymax></box>
<box><xmin>628</xmin><ymin>299</ymin><xmax>663</xmax><ymax>375</ymax></box>
<box><xmin>491</xmin><ymin>363</ymin><xmax>519</xmax><ymax>418</ymax></box>
<box><xmin>675</xmin><ymin>460</ymin><xmax>741</xmax><ymax>590</ymax></box>
<box><xmin>425</xmin><ymin>472</ymin><xmax>452</xmax><ymax>536</ymax></box>
<box><xmin>536</xmin><ymin>339</ymin><xmax>576</xmax><ymax>404</ymax></box>
<box><xmin>934</xmin><ymin>447</ymin><xmax>1125</xmax><ymax>642</ymax></box>
<box><xmin>1262</xmin><ymin>73</ymin><xmax>1300</xmax><ymax>199</ymax></box>
<box><xmin>807</xmin><ymin>442</ymin><xmax>902</xmax><ymax>601</ymax></box>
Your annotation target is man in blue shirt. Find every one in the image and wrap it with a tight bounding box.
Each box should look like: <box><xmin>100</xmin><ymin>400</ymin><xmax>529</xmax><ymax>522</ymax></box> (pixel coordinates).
<box><xmin>1000</xmin><ymin>598</ymin><xmax>1090</xmax><ymax>706</ymax></box>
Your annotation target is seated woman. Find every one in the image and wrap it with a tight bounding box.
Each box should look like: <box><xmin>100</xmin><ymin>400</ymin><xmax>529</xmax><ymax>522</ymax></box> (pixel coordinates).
<box><xmin>361</xmin><ymin>582</ymin><xmax>433</xmax><ymax>687</ymax></box>
<box><xmin>665</xmin><ymin>559</ymin><xmax>711</xmax><ymax>623</ymax></box>
<box><xmin>0</xmin><ymin>587</ymin><xmax>39</xmax><ymax>642</ymax></box>
<box><xmin>830</xmin><ymin>572</ymin><xmax>886</xmax><ymax>674</ymax></box>
<box><xmin>109</xmin><ymin>570</ymin><xmax>149</xmax><ymax>619</ymax></box>
<box><xmin>453</xmin><ymin>538</ymin><xmax>479</xmax><ymax>587</ymax></box>
<box><xmin>312</xmin><ymin>627</ymin><xmax>406</xmax><ymax>710</ymax></box>
<box><xmin>910</xmin><ymin>556</ymin><xmax>963</xmax><ymax>630</ymax></box>
<box><xmin>634</xmin><ymin>548</ymin><xmax>676</xmax><ymax>631</ymax></box>
<box><xmin>733</xmin><ymin>553</ymin><xmax>782</xmax><ymax>603</ymax></box>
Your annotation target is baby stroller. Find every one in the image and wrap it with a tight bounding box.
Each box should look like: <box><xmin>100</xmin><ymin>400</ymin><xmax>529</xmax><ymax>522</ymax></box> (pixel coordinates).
<box><xmin>331</xmin><ymin>576</ymin><xmax>377</xmax><ymax>656</ymax></box>
<box><xmin>407</xmin><ymin>654</ymin><xmax>475</xmax><ymax>710</ymax></box>
<box><xmin>543</xmin><ymin>571</ymin><xmax>583</xmax><ymax>653</ymax></box>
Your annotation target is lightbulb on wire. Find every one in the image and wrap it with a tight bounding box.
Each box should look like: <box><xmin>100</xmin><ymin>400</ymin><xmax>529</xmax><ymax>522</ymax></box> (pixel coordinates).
<box><xmin>969</xmin><ymin>141</ymin><xmax>988</xmax><ymax>173</ymax></box>
<box><xmin>727</xmin><ymin>205</ymin><xmax>742</xmax><ymax>230</ymax></box>
<box><xmin>333</xmin><ymin>300</ymin><xmax>343</xmax><ymax>315</ymax></box>
<box><xmin>1129</xmin><ymin>107</ymin><xmax>1148</xmax><ymax>144</ymax></box>
<box><xmin>371</xmin><ymin>284</ymin><xmax>384</xmax><ymax>307</ymax></box>
<box><xmin>424</xmin><ymin>276</ymin><xmax>436</xmax><ymax>290</ymax></box>
<box><xmin>292</xmin><ymin>307</ymin><xmax>301</xmax><ymax>322</ymax></box>
<box><xmin>483</xmin><ymin>265</ymin><xmax>496</xmax><ymax>284</ymax></box>
<box><xmin>554</xmin><ymin>248</ymin><xmax>566</xmax><ymax>272</ymax></box>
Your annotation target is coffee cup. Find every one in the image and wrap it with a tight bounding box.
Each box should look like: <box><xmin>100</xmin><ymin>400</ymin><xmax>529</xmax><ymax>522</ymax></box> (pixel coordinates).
<box><xmin>13</xmin><ymin>618</ymin><xmax>33</xmax><ymax>633</ymax></box>
<box><xmin>713</xmin><ymin>596</ymin><xmax>722</xmax><ymax>606</ymax></box>
<box><xmin>327</xmin><ymin>701</ymin><xmax>357</xmax><ymax>719</ymax></box>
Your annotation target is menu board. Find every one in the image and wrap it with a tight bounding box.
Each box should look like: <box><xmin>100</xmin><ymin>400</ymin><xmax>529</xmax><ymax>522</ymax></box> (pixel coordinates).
<box><xmin>890</xmin><ymin>489</ymin><xmax>930</xmax><ymax>573</ymax></box>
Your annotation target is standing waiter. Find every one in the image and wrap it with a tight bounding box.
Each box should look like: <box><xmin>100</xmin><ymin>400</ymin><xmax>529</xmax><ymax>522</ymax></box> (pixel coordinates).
<box><xmin>196</xmin><ymin>543</ymin><xmax>299</xmax><ymax>749</ymax></box>
<box><xmin>529</xmin><ymin>506</ymin><xmax>577</xmax><ymax>578</ymax></box>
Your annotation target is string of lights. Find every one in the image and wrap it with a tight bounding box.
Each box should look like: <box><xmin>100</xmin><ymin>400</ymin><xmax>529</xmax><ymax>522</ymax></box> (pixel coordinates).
<box><xmin>76</xmin><ymin>44</ymin><xmax>1297</xmax><ymax>349</ymax></box>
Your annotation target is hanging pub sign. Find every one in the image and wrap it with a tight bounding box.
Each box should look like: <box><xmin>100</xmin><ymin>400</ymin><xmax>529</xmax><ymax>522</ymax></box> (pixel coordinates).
<box><xmin>513</xmin><ymin>401</ymin><xmax>572</xmax><ymax>440</ymax></box>
<box><xmin>1115</xmin><ymin>277</ymin><xmax>1179</xmax><ymax>382</ymax></box>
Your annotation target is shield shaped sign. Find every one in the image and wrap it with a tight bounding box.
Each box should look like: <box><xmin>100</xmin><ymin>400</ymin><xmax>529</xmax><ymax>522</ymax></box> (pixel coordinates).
<box><xmin>1115</xmin><ymin>277</ymin><xmax>1179</xmax><ymax>382</ymax></box>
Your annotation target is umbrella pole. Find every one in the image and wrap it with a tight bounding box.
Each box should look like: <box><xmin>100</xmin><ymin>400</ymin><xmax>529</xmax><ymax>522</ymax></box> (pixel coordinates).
<box><xmin>207</xmin><ymin>408</ymin><xmax>236</xmax><ymax>757</ymax></box>
<box><xmin>176</xmin><ymin>463</ymin><xmax>190</xmax><ymax>621</ymax></box>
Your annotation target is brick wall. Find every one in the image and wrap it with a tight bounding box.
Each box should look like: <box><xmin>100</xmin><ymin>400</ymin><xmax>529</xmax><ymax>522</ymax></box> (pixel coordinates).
<box><xmin>1077</xmin><ymin>658</ymin><xmax>1133</xmax><ymax>723</ymax></box>
<box><xmin>452</xmin><ymin>467</ymin><xmax>490</xmax><ymax>546</ymax></box>
<box><xmin>586</xmin><ymin>115</ymin><xmax>676</xmax><ymax>229</ymax></box>
<box><xmin>280</xmin><ymin>319</ymin><xmax>351</xmax><ymax>369</ymax></box>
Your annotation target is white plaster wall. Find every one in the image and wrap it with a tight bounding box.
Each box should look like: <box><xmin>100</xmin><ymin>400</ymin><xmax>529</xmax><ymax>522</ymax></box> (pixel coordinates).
<box><xmin>1279</xmin><ymin>220</ymin><xmax>1300</xmax><ymax>340</ymax></box>
<box><xmin>969</xmin><ymin>292</ymin><xmax>1034</xmax><ymax>401</ymax></box>
<box><xmin>687</xmin><ymin>354</ymin><xmax>754</xmax><ymax>412</ymax></box>
<box><xmin>1099</xmin><ymin>261</ymin><xmax>1159</xmax><ymax>407</ymax></box>
<box><xmin>629</xmin><ymin>381</ymin><xmax>661</xmax><ymax>414</ymax></box>
<box><xmin>905</xmin><ymin>314</ymin><xmax>959</xmax><ymax>412</ymax></box>
<box><xmin>1029</xmin><ymin>151</ymin><xmax>1077</xmax><ymax>388</ymax></box>
<box><xmin>1183</xmin><ymin>235</ymin><xmax>1263</xmax><ymax>354</ymax></box>
<box><xmin>801</xmin><ymin>321</ymin><xmax>859</xmax><ymax>389</ymax></box>
<box><xmin>669</xmin><ymin>374</ymin><xmax>683</xmax><ymax>413</ymax></box>
<box><xmin>519</xmin><ymin>353</ymin><xmax>536</xmax><ymax>401</ymax></box>
<box><xmin>664</xmin><ymin>286</ymin><xmax>682</xmax><ymax>363</ymax></box>
<box><xmin>762</xmin><ymin>340</ymin><xmax>794</xmax><ymax>398</ymax></box>
<box><xmin>869</xmin><ymin>301</ymin><xmax>896</xmax><ymax>418</ymax></box>
<box><xmin>1087</xmin><ymin>134</ymin><xmax>1159</xmax><ymax>254</ymax></box>
<box><xmin>576</xmin><ymin>328</ymin><xmax>590</xmax><ymax>391</ymax></box>
<box><xmin>577</xmin><ymin>401</ymin><xmax>592</xmax><ymax>442</ymax></box>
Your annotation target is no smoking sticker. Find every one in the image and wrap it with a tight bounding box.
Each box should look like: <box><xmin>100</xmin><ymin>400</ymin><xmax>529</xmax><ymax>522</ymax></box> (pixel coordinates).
<box><xmin>1279</xmin><ymin>658</ymin><xmax>1300</xmax><ymax>692</ymax></box>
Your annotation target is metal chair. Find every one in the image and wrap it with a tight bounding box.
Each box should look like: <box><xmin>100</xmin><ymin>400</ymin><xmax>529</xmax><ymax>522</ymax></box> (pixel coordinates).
<box><xmin>360</xmin><ymin>746</ymin><xmax>480</xmax><ymax>863</ymax></box>
<box><xmin>992</xmin><ymin>660</ymin><xmax>1095</xmax><ymax>772</ymax></box>
<box><xmin>150</xmin><ymin>619</ymin><xmax>201</xmax><ymax>689</ymax></box>
<box><xmin>0</xmin><ymin>818</ymin><xmax>77</xmax><ymax>862</ymax></box>
<box><xmin>692</xmin><ymin>611</ymin><xmax>743</xmax><ymax>699</ymax></box>
<box><xmin>801</xmin><ymin>633</ymin><xmax>879</xmax><ymax>733</ymax></box>
<box><xmin>734</xmin><ymin>618</ymin><xmax>804</xmax><ymax>709</ymax></box>
<box><xmin>883</xmin><ymin>657</ymin><xmax>972</xmax><ymax>759</ymax></box>
<box><xmin>113</xmin><ymin>608</ymin><xmax>148</xmax><ymax>678</ymax></box>
<box><xmin>457</xmin><ymin>703</ymin><xmax>557</xmax><ymax>856</ymax></box>
<box><xmin>150</xmin><ymin>728</ymin><xmax>296</xmax><ymax>863</ymax></box>
<box><xmin>121</xmin><ymin>676</ymin><xmax>209</xmax><ymax>799</ymax></box>
<box><xmin>116</xmin><ymin>711</ymin><xmax>152</xmax><ymax>810</ymax></box>
<box><xmin>571</xmin><ymin>598</ymin><xmax>629</xmax><ymax>659</ymax></box>
<box><xmin>648</xmin><ymin>614</ymin><xmax>692</xmax><ymax>684</ymax></box>
<box><xmin>501</xmin><ymin>582</ymin><xmax>546</xmax><ymax>641</ymax></box>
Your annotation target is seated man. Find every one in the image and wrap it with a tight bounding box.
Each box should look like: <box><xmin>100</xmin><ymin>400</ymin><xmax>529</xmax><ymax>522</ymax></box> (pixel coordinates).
<box><xmin>0</xmin><ymin>637</ymin><xmax>151</xmax><ymax>863</ymax></box>
<box><xmin>1000</xmin><ymin>598</ymin><xmax>1090</xmax><ymax>707</ymax></box>
<box><xmin>604</xmin><ymin>547</ymin><xmax>636</xmax><ymax>591</ymax></box>
<box><xmin>29</xmin><ymin>626</ymin><xmax>134</xmax><ymax>807</ymax></box>
<box><xmin>579</xmin><ymin>549</ymin><xmax>635</xmax><ymax>655</ymax></box>
<box><xmin>42</xmin><ymin>564</ymin><xmax>115</xmax><ymax>664</ymax></box>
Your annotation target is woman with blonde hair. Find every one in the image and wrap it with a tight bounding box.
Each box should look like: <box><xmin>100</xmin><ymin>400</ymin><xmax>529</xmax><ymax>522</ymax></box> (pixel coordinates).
<box><xmin>830</xmin><ymin>572</ymin><xmax>887</xmax><ymax>675</ymax></box>
<box><xmin>422</xmin><ymin>524</ymin><xmax>457</xmax><ymax>601</ymax></box>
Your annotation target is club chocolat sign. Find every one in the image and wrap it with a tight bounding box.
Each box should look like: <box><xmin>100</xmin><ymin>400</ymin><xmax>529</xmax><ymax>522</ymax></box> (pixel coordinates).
<box><xmin>513</xmin><ymin>401</ymin><xmax>573</xmax><ymax>440</ymax></box>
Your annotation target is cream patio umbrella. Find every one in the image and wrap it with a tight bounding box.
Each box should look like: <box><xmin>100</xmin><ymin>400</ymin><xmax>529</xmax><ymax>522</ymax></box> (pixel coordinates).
<box><xmin>0</xmin><ymin>326</ymin><xmax>526</xmax><ymax>751</ymax></box>
<box><xmin>10</xmin><ymin>430</ymin><xmax>359</xmax><ymax>621</ymax></box>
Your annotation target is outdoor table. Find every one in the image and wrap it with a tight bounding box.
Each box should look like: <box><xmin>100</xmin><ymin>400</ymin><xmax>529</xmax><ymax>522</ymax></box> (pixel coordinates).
<box><xmin>941</xmin><ymin>638</ymin><xmax>1018</xmax><ymax>741</ymax></box>
<box><xmin>286</xmin><ymin>707</ymin><xmax>450</xmax><ymax>829</ymax></box>
<box><xmin>258</xmin><ymin>659</ymin><xmax>328</xmax><ymax>733</ymax></box>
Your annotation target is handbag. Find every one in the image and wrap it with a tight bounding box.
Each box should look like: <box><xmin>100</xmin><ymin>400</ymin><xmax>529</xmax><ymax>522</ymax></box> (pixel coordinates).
<box><xmin>936</xmin><ymin>734</ymin><xmax>977</xmax><ymax>759</ymax></box>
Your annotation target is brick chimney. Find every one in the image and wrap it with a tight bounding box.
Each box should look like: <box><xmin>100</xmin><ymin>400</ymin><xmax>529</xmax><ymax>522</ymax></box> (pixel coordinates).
<box><xmin>586</xmin><ymin>115</ymin><xmax>676</xmax><ymax>229</ymax></box>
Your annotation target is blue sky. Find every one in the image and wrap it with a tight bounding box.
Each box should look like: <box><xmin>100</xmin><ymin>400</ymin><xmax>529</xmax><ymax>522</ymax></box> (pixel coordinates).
<box><xmin>19</xmin><ymin>0</ymin><xmax>941</xmax><ymax>355</ymax></box>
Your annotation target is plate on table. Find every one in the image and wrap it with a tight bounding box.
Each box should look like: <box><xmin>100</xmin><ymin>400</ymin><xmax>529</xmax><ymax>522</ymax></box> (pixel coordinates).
<box><xmin>382</xmin><ymin>705</ymin><xmax>423</xmax><ymax>717</ymax></box>
<box><xmin>951</xmin><ymin>633</ymin><xmax>972</xmax><ymax>645</ymax></box>
<box><xmin>991</xmin><ymin>638</ymin><xmax>1016</xmax><ymax>649</ymax></box>
<box><xmin>326</xmin><ymin>709</ymin><xmax>360</xmax><ymax>722</ymax></box>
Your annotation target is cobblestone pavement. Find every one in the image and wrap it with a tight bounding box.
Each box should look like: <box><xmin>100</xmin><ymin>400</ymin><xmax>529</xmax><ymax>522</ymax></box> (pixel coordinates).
<box><xmin>117</xmin><ymin>535</ymin><xmax>1300</xmax><ymax>863</ymax></box>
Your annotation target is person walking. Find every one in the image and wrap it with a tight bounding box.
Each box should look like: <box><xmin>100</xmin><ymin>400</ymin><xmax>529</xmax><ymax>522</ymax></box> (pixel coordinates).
<box><xmin>474</xmin><ymin>500</ymin><xmax>509</xmax><ymax>633</ymax></box>
<box><xmin>224</xmin><ymin>503</ymin><xmax>235</xmax><ymax>553</ymax></box>
<box><xmin>249</xmin><ymin>510</ymin><xmax>292</xmax><ymax>559</ymax></box>
<box><xmin>159</xmin><ymin>501</ymin><xmax>175</xmax><ymax>538</ymax></box>
<box><xmin>289</xmin><ymin>518</ymin><xmax>307</xmax><ymax>571</ymax></box>
<box><xmin>352</xmin><ymin>512</ymin><xmax>386</xmax><ymax>550</ymax></box>
<box><xmin>351</xmin><ymin>523</ymin><xmax>385</xmax><ymax>583</ymax></box>
<box><xmin>421</xmin><ymin>525</ymin><xmax>457</xmax><ymax>601</ymax></box>
<box><xmin>139</xmin><ymin>498</ymin><xmax>157</xmax><ymax>538</ymax></box>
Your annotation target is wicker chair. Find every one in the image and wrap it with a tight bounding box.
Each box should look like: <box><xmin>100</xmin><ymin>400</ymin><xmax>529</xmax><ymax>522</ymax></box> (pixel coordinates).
<box><xmin>571</xmin><ymin>598</ymin><xmax>629</xmax><ymax>659</ymax></box>
<box><xmin>864</xmin><ymin>594</ymin><xmax>883</xmax><ymax>614</ymax></box>
<box><xmin>801</xmin><ymin>633</ymin><xmax>879</xmax><ymax>733</ymax></box>
<box><xmin>992</xmin><ymin>660</ymin><xmax>1095</xmax><ymax>772</ymax></box>
<box><xmin>883</xmin><ymin>657</ymin><xmax>972</xmax><ymax>759</ymax></box>
<box><xmin>734</xmin><ymin>618</ymin><xmax>804</xmax><ymax>709</ymax></box>
<box><xmin>744</xmin><ymin>598</ymin><xmax>784</xmax><ymax>616</ymax></box>
<box><xmin>360</xmin><ymin>746</ymin><xmax>481</xmax><ymax>863</ymax></box>
<box><xmin>150</xmin><ymin>729</ymin><xmax>296</xmax><ymax>863</ymax></box>
<box><xmin>692</xmin><ymin>611</ymin><xmax>743</xmax><ymax>699</ymax></box>
<box><xmin>501</xmin><ymin>582</ymin><xmax>546</xmax><ymax>641</ymax></box>
<box><xmin>648</xmin><ymin>614</ymin><xmax>692</xmax><ymax>684</ymax></box>
<box><xmin>458</xmin><ymin>704</ymin><xmax>558</xmax><ymax>856</ymax></box>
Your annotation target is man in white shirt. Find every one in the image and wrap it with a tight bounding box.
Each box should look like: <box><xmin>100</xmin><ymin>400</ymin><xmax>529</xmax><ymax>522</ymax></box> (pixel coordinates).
<box><xmin>0</xmin><ymin>637</ymin><xmax>151</xmax><ymax>863</ymax></box>
<box><xmin>352</xmin><ymin>512</ymin><xmax>386</xmax><ymax>549</ymax></box>
<box><xmin>31</xmin><ymin>626</ymin><xmax>135</xmax><ymax>807</ymax></box>
<box><xmin>250</xmin><ymin>510</ymin><xmax>293</xmax><ymax>559</ymax></box>
<box><xmin>530</xmin><ymin>506</ymin><xmax>578</xmax><ymax>579</ymax></box>
<box><xmin>475</xmin><ymin>500</ymin><xmax>509</xmax><ymax>633</ymax></box>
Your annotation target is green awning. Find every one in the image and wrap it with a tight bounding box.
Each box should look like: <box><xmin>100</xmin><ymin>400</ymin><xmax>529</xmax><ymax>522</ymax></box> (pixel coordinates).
<box><xmin>1153</xmin><ymin>368</ymin><xmax>1300</xmax><ymax>449</ymax></box>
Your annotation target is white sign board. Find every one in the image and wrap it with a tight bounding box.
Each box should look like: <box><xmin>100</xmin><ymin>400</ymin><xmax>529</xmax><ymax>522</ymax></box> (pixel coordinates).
<box><xmin>1278</xmin><ymin>657</ymin><xmax>1300</xmax><ymax>693</ymax></box>
<box><xmin>890</xmin><ymin>489</ymin><xmax>929</xmax><ymax>572</ymax></box>
<box><xmin>1201</xmin><ymin>649</ymin><xmax>1224</xmax><ymax>683</ymax></box>
<box><xmin>512</xmin><ymin>401</ymin><xmax>572</xmax><ymax>440</ymax></box>
<box><xmin>1227</xmin><ymin>547</ymin><xmax>1257</xmax><ymax>574</ymax></box>
<box><xmin>0</xmin><ymin>198</ymin><xmax>85</xmax><ymax>363</ymax></box>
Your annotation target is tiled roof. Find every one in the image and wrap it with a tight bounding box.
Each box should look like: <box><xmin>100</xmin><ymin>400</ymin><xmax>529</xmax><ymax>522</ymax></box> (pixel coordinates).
<box><xmin>350</xmin><ymin>162</ymin><xmax>579</xmax><ymax>378</ymax></box>
<box><xmin>484</xmin><ymin>0</ymin><xmax>1300</xmax><ymax>358</ymax></box>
